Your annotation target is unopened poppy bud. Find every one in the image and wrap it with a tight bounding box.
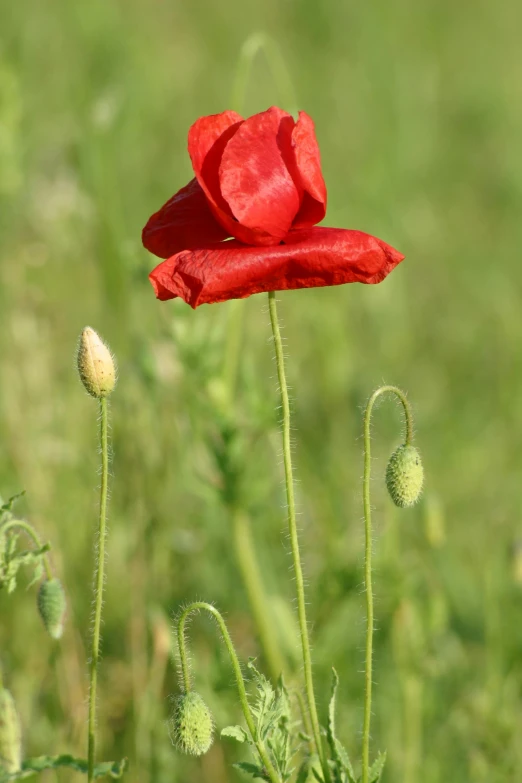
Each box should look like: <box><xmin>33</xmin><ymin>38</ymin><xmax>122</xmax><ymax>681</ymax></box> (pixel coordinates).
<box><xmin>385</xmin><ymin>444</ymin><xmax>424</xmax><ymax>508</ymax></box>
<box><xmin>0</xmin><ymin>687</ymin><xmax>22</xmax><ymax>773</ymax></box>
<box><xmin>77</xmin><ymin>327</ymin><xmax>116</xmax><ymax>398</ymax></box>
<box><xmin>37</xmin><ymin>578</ymin><xmax>66</xmax><ymax>640</ymax></box>
<box><xmin>168</xmin><ymin>691</ymin><xmax>214</xmax><ymax>756</ymax></box>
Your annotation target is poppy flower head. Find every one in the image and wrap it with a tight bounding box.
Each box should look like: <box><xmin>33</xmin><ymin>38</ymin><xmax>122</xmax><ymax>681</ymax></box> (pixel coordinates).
<box><xmin>142</xmin><ymin>107</ymin><xmax>404</xmax><ymax>307</ymax></box>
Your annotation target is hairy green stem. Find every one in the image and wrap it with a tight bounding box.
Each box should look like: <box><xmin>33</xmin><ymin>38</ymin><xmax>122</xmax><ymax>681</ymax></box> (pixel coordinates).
<box><xmin>0</xmin><ymin>518</ymin><xmax>53</xmax><ymax>579</ymax></box>
<box><xmin>177</xmin><ymin>601</ymin><xmax>281</xmax><ymax>783</ymax></box>
<box><xmin>88</xmin><ymin>397</ymin><xmax>110</xmax><ymax>782</ymax></box>
<box><xmin>362</xmin><ymin>385</ymin><xmax>413</xmax><ymax>783</ymax></box>
<box><xmin>267</xmin><ymin>291</ymin><xmax>329</xmax><ymax>780</ymax></box>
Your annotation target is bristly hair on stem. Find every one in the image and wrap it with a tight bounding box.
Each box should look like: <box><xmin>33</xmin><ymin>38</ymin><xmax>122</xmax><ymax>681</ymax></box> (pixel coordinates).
<box><xmin>267</xmin><ymin>291</ymin><xmax>331</xmax><ymax>783</ymax></box>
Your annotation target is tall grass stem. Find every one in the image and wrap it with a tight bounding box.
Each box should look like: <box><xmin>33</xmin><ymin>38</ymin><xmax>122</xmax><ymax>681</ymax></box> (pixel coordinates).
<box><xmin>232</xmin><ymin>508</ymin><xmax>286</xmax><ymax>680</ymax></box>
<box><xmin>231</xmin><ymin>33</ymin><xmax>298</xmax><ymax>116</ymax></box>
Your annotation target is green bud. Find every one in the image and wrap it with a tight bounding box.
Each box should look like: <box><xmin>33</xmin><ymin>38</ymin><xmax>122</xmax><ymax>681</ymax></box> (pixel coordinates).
<box><xmin>37</xmin><ymin>578</ymin><xmax>66</xmax><ymax>640</ymax></box>
<box><xmin>385</xmin><ymin>444</ymin><xmax>424</xmax><ymax>508</ymax></box>
<box><xmin>168</xmin><ymin>691</ymin><xmax>213</xmax><ymax>756</ymax></box>
<box><xmin>77</xmin><ymin>327</ymin><xmax>116</xmax><ymax>398</ymax></box>
<box><xmin>0</xmin><ymin>688</ymin><xmax>22</xmax><ymax>773</ymax></box>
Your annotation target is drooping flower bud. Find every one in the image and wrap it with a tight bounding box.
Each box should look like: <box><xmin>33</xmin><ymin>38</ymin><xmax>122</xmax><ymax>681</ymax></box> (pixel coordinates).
<box><xmin>168</xmin><ymin>691</ymin><xmax>214</xmax><ymax>756</ymax></box>
<box><xmin>385</xmin><ymin>444</ymin><xmax>424</xmax><ymax>508</ymax></box>
<box><xmin>37</xmin><ymin>578</ymin><xmax>66</xmax><ymax>640</ymax></box>
<box><xmin>77</xmin><ymin>327</ymin><xmax>116</xmax><ymax>398</ymax></box>
<box><xmin>0</xmin><ymin>687</ymin><xmax>22</xmax><ymax>773</ymax></box>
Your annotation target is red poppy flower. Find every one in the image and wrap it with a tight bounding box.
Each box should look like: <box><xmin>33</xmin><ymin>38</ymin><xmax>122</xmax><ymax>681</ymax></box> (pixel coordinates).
<box><xmin>143</xmin><ymin>107</ymin><xmax>404</xmax><ymax>308</ymax></box>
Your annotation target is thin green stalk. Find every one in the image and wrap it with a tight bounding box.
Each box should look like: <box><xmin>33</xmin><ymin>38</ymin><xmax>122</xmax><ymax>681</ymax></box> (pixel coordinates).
<box><xmin>0</xmin><ymin>518</ymin><xmax>53</xmax><ymax>579</ymax></box>
<box><xmin>267</xmin><ymin>291</ymin><xmax>328</xmax><ymax>780</ymax></box>
<box><xmin>87</xmin><ymin>397</ymin><xmax>110</xmax><ymax>782</ymax></box>
<box><xmin>222</xmin><ymin>299</ymin><xmax>245</xmax><ymax>402</ymax></box>
<box><xmin>177</xmin><ymin>601</ymin><xmax>281</xmax><ymax>783</ymax></box>
<box><xmin>362</xmin><ymin>385</ymin><xmax>413</xmax><ymax>783</ymax></box>
<box><xmin>232</xmin><ymin>508</ymin><xmax>286</xmax><ymax>681</ymax></box>
<box><xmin>231</xmin><ymin>33</ymin><xmax>298</xmax><ymax>115</ymax></box>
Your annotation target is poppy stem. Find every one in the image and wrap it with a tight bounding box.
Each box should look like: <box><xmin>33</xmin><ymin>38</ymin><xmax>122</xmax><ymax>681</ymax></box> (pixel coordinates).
<box><xmin>177</xmin><ymin>601</ymin><xmax>282</xmax><ymax>783</ymax></box>
<box><xmin>267</xmin><ymin>291</ymin><xmax>329</xmax><ymax>781</ymax></box>
<box><xmin>362</xmin><ymin>386</ymin><xmax>414</xmax><ymax>783</ymax></box>
<box><xmin>87</xmin><ymin>397</ymin><xmax>110</xmax><ymax>783</ymax></box>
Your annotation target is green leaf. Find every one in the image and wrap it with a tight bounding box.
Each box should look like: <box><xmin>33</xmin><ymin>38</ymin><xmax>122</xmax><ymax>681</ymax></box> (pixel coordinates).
<box><xmin>221</xmin><ymin>725</ymin><xmax>249</xmax><ymax>743</ymax></box>
<box><xmin>334</xmin><ymin>739</ymin><xmax>357</xmax><ymax>783</ymax></box>
<box><xmin>295</xmin><ymin>756</ymin><xmax>312</xmax><ymax>783</ymax></box>
<box><xmin>0</xmin><ymin>754</ymin><xmax>128</xmax><ymax>781</ymax></box>
<box><xmin>233</xmin><ymin>761</ymin><xmax>267</xmax><ymax>780</ymax></box>
<box><xmin>327</xmin><ymin>668</ymin><xmax>339</xmax><ymax>742</ymax></box>
<box><xmin>0</xmin><ymin>544</ymin><xmax>50</xmax><ymax>594</ymax></box>
<box><xmin>326</xmin><ymin>669</ymin><xmax>356</xmax><ymax>783</ymax></box>
<box><xmin>368</xmin><ymin>751</ymin><xmax>386</xmax><ymax>783</ymax></box>
<box><xmin>0</xmin><ymin>492</ymin><xmax>26</xmax><ymax>516</ymax></box>
<box><xmin>311</xmin><ymin>765</ymin><xmax>324</xmax><ymax>783</ymax></box>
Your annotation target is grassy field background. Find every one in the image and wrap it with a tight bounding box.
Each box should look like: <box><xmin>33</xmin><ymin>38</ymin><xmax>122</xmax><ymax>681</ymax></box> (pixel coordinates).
<box><xmin>2</xmin><ymin>0</ymin><xmax>522</xmax><ymax>781</ymax></box>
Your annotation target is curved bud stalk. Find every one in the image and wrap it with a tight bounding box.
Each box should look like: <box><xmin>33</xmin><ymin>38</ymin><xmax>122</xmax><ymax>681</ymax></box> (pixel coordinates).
<box><xmin>0</xmin><ymin>517</ymin><xmax>53</xmax><ymax>590</ymax></box>
<box><xmin>0</xmin><ymin>516</ymin><xmax>67</xmax><ymax>642</ymax></box>
<box><xmin>361</xmin><ymin>386</ymin><xmax>424</xmax><ymax>783</ymax></box>
<box><xmin>174</xmin><ymin>601</ymin><xmax>281</xmax><ymax>783</ymax></box>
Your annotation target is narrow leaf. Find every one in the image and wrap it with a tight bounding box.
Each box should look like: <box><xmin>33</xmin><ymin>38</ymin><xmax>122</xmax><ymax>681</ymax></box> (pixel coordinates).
<box><xmin>0</xmin><ymin>754</ymin><xmax>128</xmax><ymax>781</ymax></box>
<box><xmin>295</xmin><ymin>757</ymin><xmax>311</xmax><ymax>783</ymax></box>
<box><xmin>233</xmin><ymin>761</ymin><xmax>267</xmax><ymax>780</ymax></box>
<box><xmin>326</xmin><ymin>669</ymin><xmax>356</xmax><ymax>783</ymax></box>
<box><xmin>368</xmin><ymin>751</ymin><xmax>387</xmax><ymax>783</ymax></box>
<box><xmin>0</xmin><ymin>492</ymin><xmax>26</xmax><ymax>516</ymax></box>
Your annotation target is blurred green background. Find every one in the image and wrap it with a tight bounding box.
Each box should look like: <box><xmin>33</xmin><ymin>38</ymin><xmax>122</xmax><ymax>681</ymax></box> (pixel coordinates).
<box><xmin>1</xmin><ymin>0</ymin><xmax>522</xmax><ymax>781</ymax></box>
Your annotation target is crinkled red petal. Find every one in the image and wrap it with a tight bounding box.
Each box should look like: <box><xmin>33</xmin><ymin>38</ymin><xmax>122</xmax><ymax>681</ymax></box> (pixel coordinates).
<box><xmin>187</xmin><ymin>110</ymin><xmax>243</xmax><ymax>213</ymax></box>
<box><xmin>188</xmin><ymin>110</ymin><xmax>277</xmax><ymax>247</ymax></box>
<box><xmin>149</xmin><ymin>227</ymin><xmax>404</xmax><ymax>308</ymax></box>
<box><xmin>219</xmin><ymin>107</ymin><xmax>301</xmax><ymax>242</ymax></box>
<box><xmin>291</xmin><ymin>111</ymin><xmax>327</xmax><ymax>228</ymax></box>
<box><xmin>141</xmin><ymin>178</ymin><xmax>230</xmax><ymax>258</ymax></box>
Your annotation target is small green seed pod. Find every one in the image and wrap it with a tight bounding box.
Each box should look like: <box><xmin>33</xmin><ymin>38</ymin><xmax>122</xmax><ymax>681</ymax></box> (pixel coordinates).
<box><xmin>0</xmin><ymin>688</ymin><xmax>22</xmax><ymax>773</ymax></box>
<box><xmin>77</xmin><ymin>326</ymin><xmax>116</xmax><ymax>398</ymax></box>
<box><xmin>385</xmin><ymin>444</ymin><xmax>424</xmax><ymax>508</ymax></box>
<box><xmin>37</xmin><ymin>578</ymin><xmax>66</xmax><ymax>640</ymax></box>
<box><xmin>168</xmin><ymin>692</ymin><xmax>214</xmax><ymax>756</ymax></box>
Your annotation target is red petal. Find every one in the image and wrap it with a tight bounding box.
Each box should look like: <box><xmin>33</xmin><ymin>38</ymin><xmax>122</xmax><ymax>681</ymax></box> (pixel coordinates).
<box><xmin>142</xmin><ymin>178</ymin><xmax>230</xmax><ymax>258</ymax></box>
<box><xmin>187</xmin><ymin>110</ymin><xmax>270</xmax><ymax>246</ymax></box>
<box><xmin>219</xmin><ymin>107</ymin><xmax>301</xmax><ymax>242</ymax></box>
<box><xmin>188</xmin><ymin>110</ymin><xmax>243</xmax><ymax>213</ymax></box>
<box><xmin>149</xmin><ymin>227</ymin><xmax>404</xmax><ymax>308</ymax></box>
<box><xmin>291</xmin><ymin>112</ymin><xmax>327</xmax><ymax>228</ymax></box>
